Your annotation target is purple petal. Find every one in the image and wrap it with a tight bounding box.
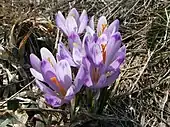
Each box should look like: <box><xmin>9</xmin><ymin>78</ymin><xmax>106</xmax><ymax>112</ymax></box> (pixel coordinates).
<box><xmin>40</xmin><ymin>60</ymin><xmax>59</xmax><ymax>91</ymax></box>
<box><xmin>89</xmin><ymin>16</ymin><xmax>94</xmax><ymax>30</ymax></box>
<box><xmin>57</xmin><ymin>42</ymin><xmax>77</xmax><ymax>67</ymax></box>
<box><xmin>78</xmin><ymin>10</ymin><xmax>88</xmax><ymax>34</ymax></box>
<box><xmin>97</xmin><ymin>16</ymin><xmax>107</xmax><ymax>36</ymax></box>
<box><xmin>30</xmin><ymin>53</ymin><xmax>41</xmax><ymax>72</ymax></box>
<box><xmin>86</xmin><ymin>26</ymin><xmax>95</xmax><ymax>35</ymax></box>
<box><xmin>84</xmin><ymin>74</ymin><xmax>93</xmax><ymax>87</ymax></box>
<box><xmin>84</xmin><ymin>34</ymin><xmax>99</xmax><ymax>63</ymax></box>
<box><xmin>35</xmin><ymin>79</ymin><xmax>55</xmax><ymax>95</ymax></box>
<box><xmin>82</xmin><ymin>57</ymin><xmax>93</xmax><ymax>87</ymax></box>
<box><xmin>106</xmin><ymin>69</ymin><xmax>120</xmax><ymax>86</ymax></box>
<box><xmin>107</xmin><ymin>19</ymin><xmax>119</xmax><ymax>36</ymax></box>
<box><xmin>72</xmin><ymin>44</ymin><xmax>84</xmax><ymax>66</ymax></box>
<box><xmin>92</xmin><ymin>74</ymin><xmax>107</xmax><ymax>88</ymax></box>
<box><xmin>97</xmin><ymin>33</ymin><xmax>108</xmax><ymax>45</ymax></box>
<box><xmin>44</xmin><ymin>94</ymin><xmax>63</xmax><ymax>107</ymax></box>
<box><xmin>41</xmin><ymin>60</ymin><xmax>56</xmax><ymax>76</ymax></box>
<box><xmin>55</xmin><ymin>11</ymin><xmax>68</xmax><ymax>36</ymax></box>
<box><xmin>105</xmin><ymin>32</ymin><xmax>122</xmax><ymax>67</ymax></box>
<box><xmin>64</xmin><ymin>85</ymin><xmax>75</xmax><ymax>101</ymax></box>
<box><xmin>112</xmin><ymin>45</ymin><xmax>126</xmax><ymax>62</ymax></box>
<box><xmin>66</xmin><ymin>16</ymin><xmax>78</xmax><ymax>35</ymax></box>
<box><xmin>30</xmin><ymin>68</ymin><xmax>44</xmax><ymax>82</ymax></box>
<box><xmin>107</xmin><ymin>52</ymin><xmax>125</xmax><ymax>72</ymax></box>
<box><xmin>40</xmin><ymin>47</ymin><xmax>57</xmax><ymax>67</ymax></box>
<box><xmin>68</xmin><ymin>32</ymin><xmax>81</xmax><ymax>51</ymax></box>
<box><xmin>55</xmin><ymin>60</ymin><xmax>72</xmax><ymax>90</ymax></box>
<box><xmin>91</xmin><ymin>44</ymin><xmax>102</xmax><ymax>66</ymax></box>
<box><xmin>68</xmin><ymin>8</ymin><xmax>79</xmax><ymax>22</ymax></box>
<box><xmin>74</xmin><ymin>64</ymin><xmax>86</xmax><ymax>93</ymax></box>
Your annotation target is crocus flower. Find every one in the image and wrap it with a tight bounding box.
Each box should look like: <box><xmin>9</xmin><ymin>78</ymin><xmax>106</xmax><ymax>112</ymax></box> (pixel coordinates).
<box><xmin>57</xmin><ymin>32</ymin><xmax>86</xmax><ymax>68</ymax></box>
<box><xmin>87</xmin><ymin>16</ymin><xmax>119</xmax><ymax>38</ymax></box>
<box><xmin>83</xmin><ymin>30</ymin><xmax>126</xmax><ymax>88</ymax></box>
<box><xmin>55</xmin><ymin>8</ymin><xmax>88</xmax><ymax>36</ymax></box>
<box><xmin>30</xmin><ymin>47</ymin><xmax>85</xmax><ymax>107</ymax></box>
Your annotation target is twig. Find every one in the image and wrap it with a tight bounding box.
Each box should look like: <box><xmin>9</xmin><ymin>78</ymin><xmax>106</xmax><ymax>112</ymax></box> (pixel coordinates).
<box><xmin>121</xmin><ymin>0</ymin><xmax>140</xmax><ymax>18</ymax></box>
<box><xmin>0</xmin><ymin>79</ymin><xmax>35</xmax><ymax>107</ymax></box>
<box><xmin>54</xmin><ymin>28</ymin><xmax>60</xmax><ymax>51</ymax></box>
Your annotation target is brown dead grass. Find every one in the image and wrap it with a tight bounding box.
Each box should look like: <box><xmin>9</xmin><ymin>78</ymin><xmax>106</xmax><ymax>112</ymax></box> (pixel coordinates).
<box><xmin>0</xmin><ymin>0</ymin><xmax>170</xmax><ymax>126</ymax></box>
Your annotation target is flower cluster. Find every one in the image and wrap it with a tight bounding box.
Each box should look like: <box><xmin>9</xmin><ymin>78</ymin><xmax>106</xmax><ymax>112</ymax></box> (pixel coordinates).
<box><xmin>30</xmin><ymin>8</ymin><xmax>126</xmax><ymax>107</ymax></box>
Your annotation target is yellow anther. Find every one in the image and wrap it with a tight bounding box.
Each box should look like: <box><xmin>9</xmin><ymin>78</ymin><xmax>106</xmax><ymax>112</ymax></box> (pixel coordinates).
<box><xmin>73</xmin><ymin>42</ymin><xmax>78</xmax><ymax>47</ymax></box>
<box><xmin>47</xmin><ymin>57</ymin><xmax>53</xmax><ymax>67</ymax></box>
<box><xmin>70</xmin><ymin>14</ymin><xmax>75</xmax><ymax>18</ymax></box>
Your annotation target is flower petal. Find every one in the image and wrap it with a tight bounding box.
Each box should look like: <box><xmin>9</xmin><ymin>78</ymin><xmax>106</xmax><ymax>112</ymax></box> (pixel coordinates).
<box><xmin>89</xmin><ymin>16</ymin><xmax>94</xmax><ymax>30</ymax></box>
<box><xmin>40</xmin><ymin>60</ymin><xmax>59</xmax><ymax>91</ymax></box>
<box><xmin>105</xmin><ymin>32</ymin><xmax>121</xmax><ymax>67</ymax></box>
<box><xmin>91</xmin><ymin>43</ymin><xmax>102</xmax><ymax>66</ymax></box>
<box><xmin>78</xmin><ymin>10</ymin><xmax>88</xmax><ymax>34</ymax></box>
<box><xmin>107</xmin><ymin>51</ymin><xmax>125</xmax><ymax>72</ymax></box>
<box><xmin>82</xmin><ymin>57</ymin><xmax>93</xmax><ymax>87</ymax></box>
<box><xmin>106</xmin><ymin>69</ymin><xmax>120</xmax><ymax>86</ymax></box>
<box><xmin>92</xmin><ymin>74</ymin><xmax>107</xmax><ymax>88</ymax></box>
<box><xmin>44</xmin><ymin>94</ymin><xmax>63</xmax><ymax>107</ymax></box>
<box><xmin>64</xmin><ymin>85</ymin><xmax>75</xmax><ymax>101</ymax></box>
<box><xmin>72</xmin><ymin>44</ymin><xmax>84</xmax><ymax>66</ymax></box>
<box><xmin>84</xmin><ymin>33</ymin><xmax>98</xmax><ymax>58</ymax></box>
<box><xmin>46</xmin><ymin>70</ymin><xmax>67</xmax><ymax>96</ymax></box>
<box><xmin>30</xmin><ymin>53</ymin><xmax>41</xmax><ymax>72</ymax></box>
<box><xmin>86</xmin><ymin>26</ymin><xmax>95</xmax><ymax>36</ymax></box>
<box><xmin>68</xmin><ymin>8</ymin><xmax>79</xmax><ymax>22</ymax></box>
<box><xmin>74</xmin><ymin>64</ymin><xmax>86</xmax><ymax>93</ymax></box>
<box><xmin>97</xmin><ymin>33</ymin><xmax>108</xmax><ymax>45</ymax></box>
<box><xmin>66</xmin><ymin>16</ymin><xmax>78</xmax><ymax>35</ymax></box>
<box><xmin>55</xmin><ymin>60</ymin><xmax>72</xmax><ymax>90</ymax></box>
<box><xmin>97</xmin><ymin>16</ymin><xmax>107</xmax><ymax>36</ymax></box>
<box><xmin>40</xmin><ymin>47</ymin><xmax>57</xmax><ymax>67</ymax></box>
<box><xmin>68</xmin><ymin>32</ymin><xmax>81</xmax><ymax>51</ymax></box>
<box><xmin>112</xmin><ymin>45</ymin><xmax>126</xmax><ymax>62</ymax></box>
<box><xmin>30</xmin><ymin>68</ymin><xmax>44</xmax><ymax>82</ymax></box>
<box><xmin>107</xmin><ymin>19</ymin><xmax>119</xmax><ymax>36</ymax></box>
<box><xmin>35</xmin><ymin>79</ymin><xmax>55</xmax><ymax>95</ymax></box>
<box><xmin>57</xmin><ymin>42</ymin><xmax>77</xmax><ymax>67</ymax></box>
<box><xmin>55</xmin><ymin>11</ymin><xmax>68</xmax><ymax>35</ymax></box>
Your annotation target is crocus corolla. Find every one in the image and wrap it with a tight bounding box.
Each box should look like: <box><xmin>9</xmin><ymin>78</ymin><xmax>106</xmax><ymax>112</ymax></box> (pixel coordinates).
<box><xmin>87</xmin><ymin>16</ymin><xmax>119</xmax><ymax>38</ymax></box>
<box><xmin>57</xmin><ymin>32</ymin><xmax>86</xmax><ymax>68</ymax></box>
<box><xmin>30</xmin><ymin>47</ymin><xmax>85</xmax><ymax>107</ymax></box>
<box><xmin>55</xmin><ymin>8</ymin><xmax>88</xmax><ymax>36</ymax></box>
<box><xmin>83</xmin><ymin>22</ymin><xmax>126</xmax><ymax>88</ymax></box>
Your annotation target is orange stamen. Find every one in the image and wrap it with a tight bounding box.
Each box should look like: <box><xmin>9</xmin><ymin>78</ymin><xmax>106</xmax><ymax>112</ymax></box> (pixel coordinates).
<box><xmin>92</xmin><ymin>68</ymin><xmax>100</xmax><ymax>84</ymax></box>
<box><xmin>98</xmin><ymin>24</ymin><xmax>107</xmax><ymax>36</ymax></box>
<box><xmin>101</xmin><ymin>44</ymin><xmax>107</xmax><ymax>63</ymax></box>
<box><xmin>102</xmin><ymin>24</ymin><xmax>107</xmax><ymax>33</ymax></box>
<box><xmin>50</xmin><ymin>77</ymin><xmax>66</xmax><ymax>96</ymax></box>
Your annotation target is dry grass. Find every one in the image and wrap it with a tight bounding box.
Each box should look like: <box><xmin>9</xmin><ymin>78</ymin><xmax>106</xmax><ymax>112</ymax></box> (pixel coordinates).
<box><xmin>0</xmin><ymin>0</ymin><xmax>170</xmax><ymax>126</ymax></box>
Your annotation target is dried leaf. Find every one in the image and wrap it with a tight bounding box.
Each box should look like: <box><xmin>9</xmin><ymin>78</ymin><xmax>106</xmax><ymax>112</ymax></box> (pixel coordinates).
<box><xmin>14</xmin><ymin>110</ymin><xmax>28</xmax><ymax>125</ymax></box>
<box><xmin>18</xmin><ymin>31</ymin><xmax>31</xmax><ymax>49</ymax></box>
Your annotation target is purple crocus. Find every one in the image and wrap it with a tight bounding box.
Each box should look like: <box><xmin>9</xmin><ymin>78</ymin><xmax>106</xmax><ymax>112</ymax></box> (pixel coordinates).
<box><xmin>83</xmin><ymin>25</ymin><xmax>126</xmax><ymax>88</ymax></box>
<box><xmin>57</xmin><ymin>31</ymin><xmax>86</xmax><ymax>68</ymax></box>
<box><xmin>55</xmin><ymin>8</ymin><xmax>88</xmax><ymax>36</ymax></box>
<box><xmin>87</xmin><ymin>16</ymin><xmax>119</xmax><ymax>38</ymax></box>
<box><xmin>30</xmin><ymin>47</ymin><xmax>85</xmax><ymax>107</ymax></box>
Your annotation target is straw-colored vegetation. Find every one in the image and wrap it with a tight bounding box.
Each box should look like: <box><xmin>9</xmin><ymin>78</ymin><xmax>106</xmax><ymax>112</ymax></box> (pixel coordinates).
<box><xmin>0</xmin><ymin>0</ymin><xmax>169</xmax><ymax>126</ymax></box>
